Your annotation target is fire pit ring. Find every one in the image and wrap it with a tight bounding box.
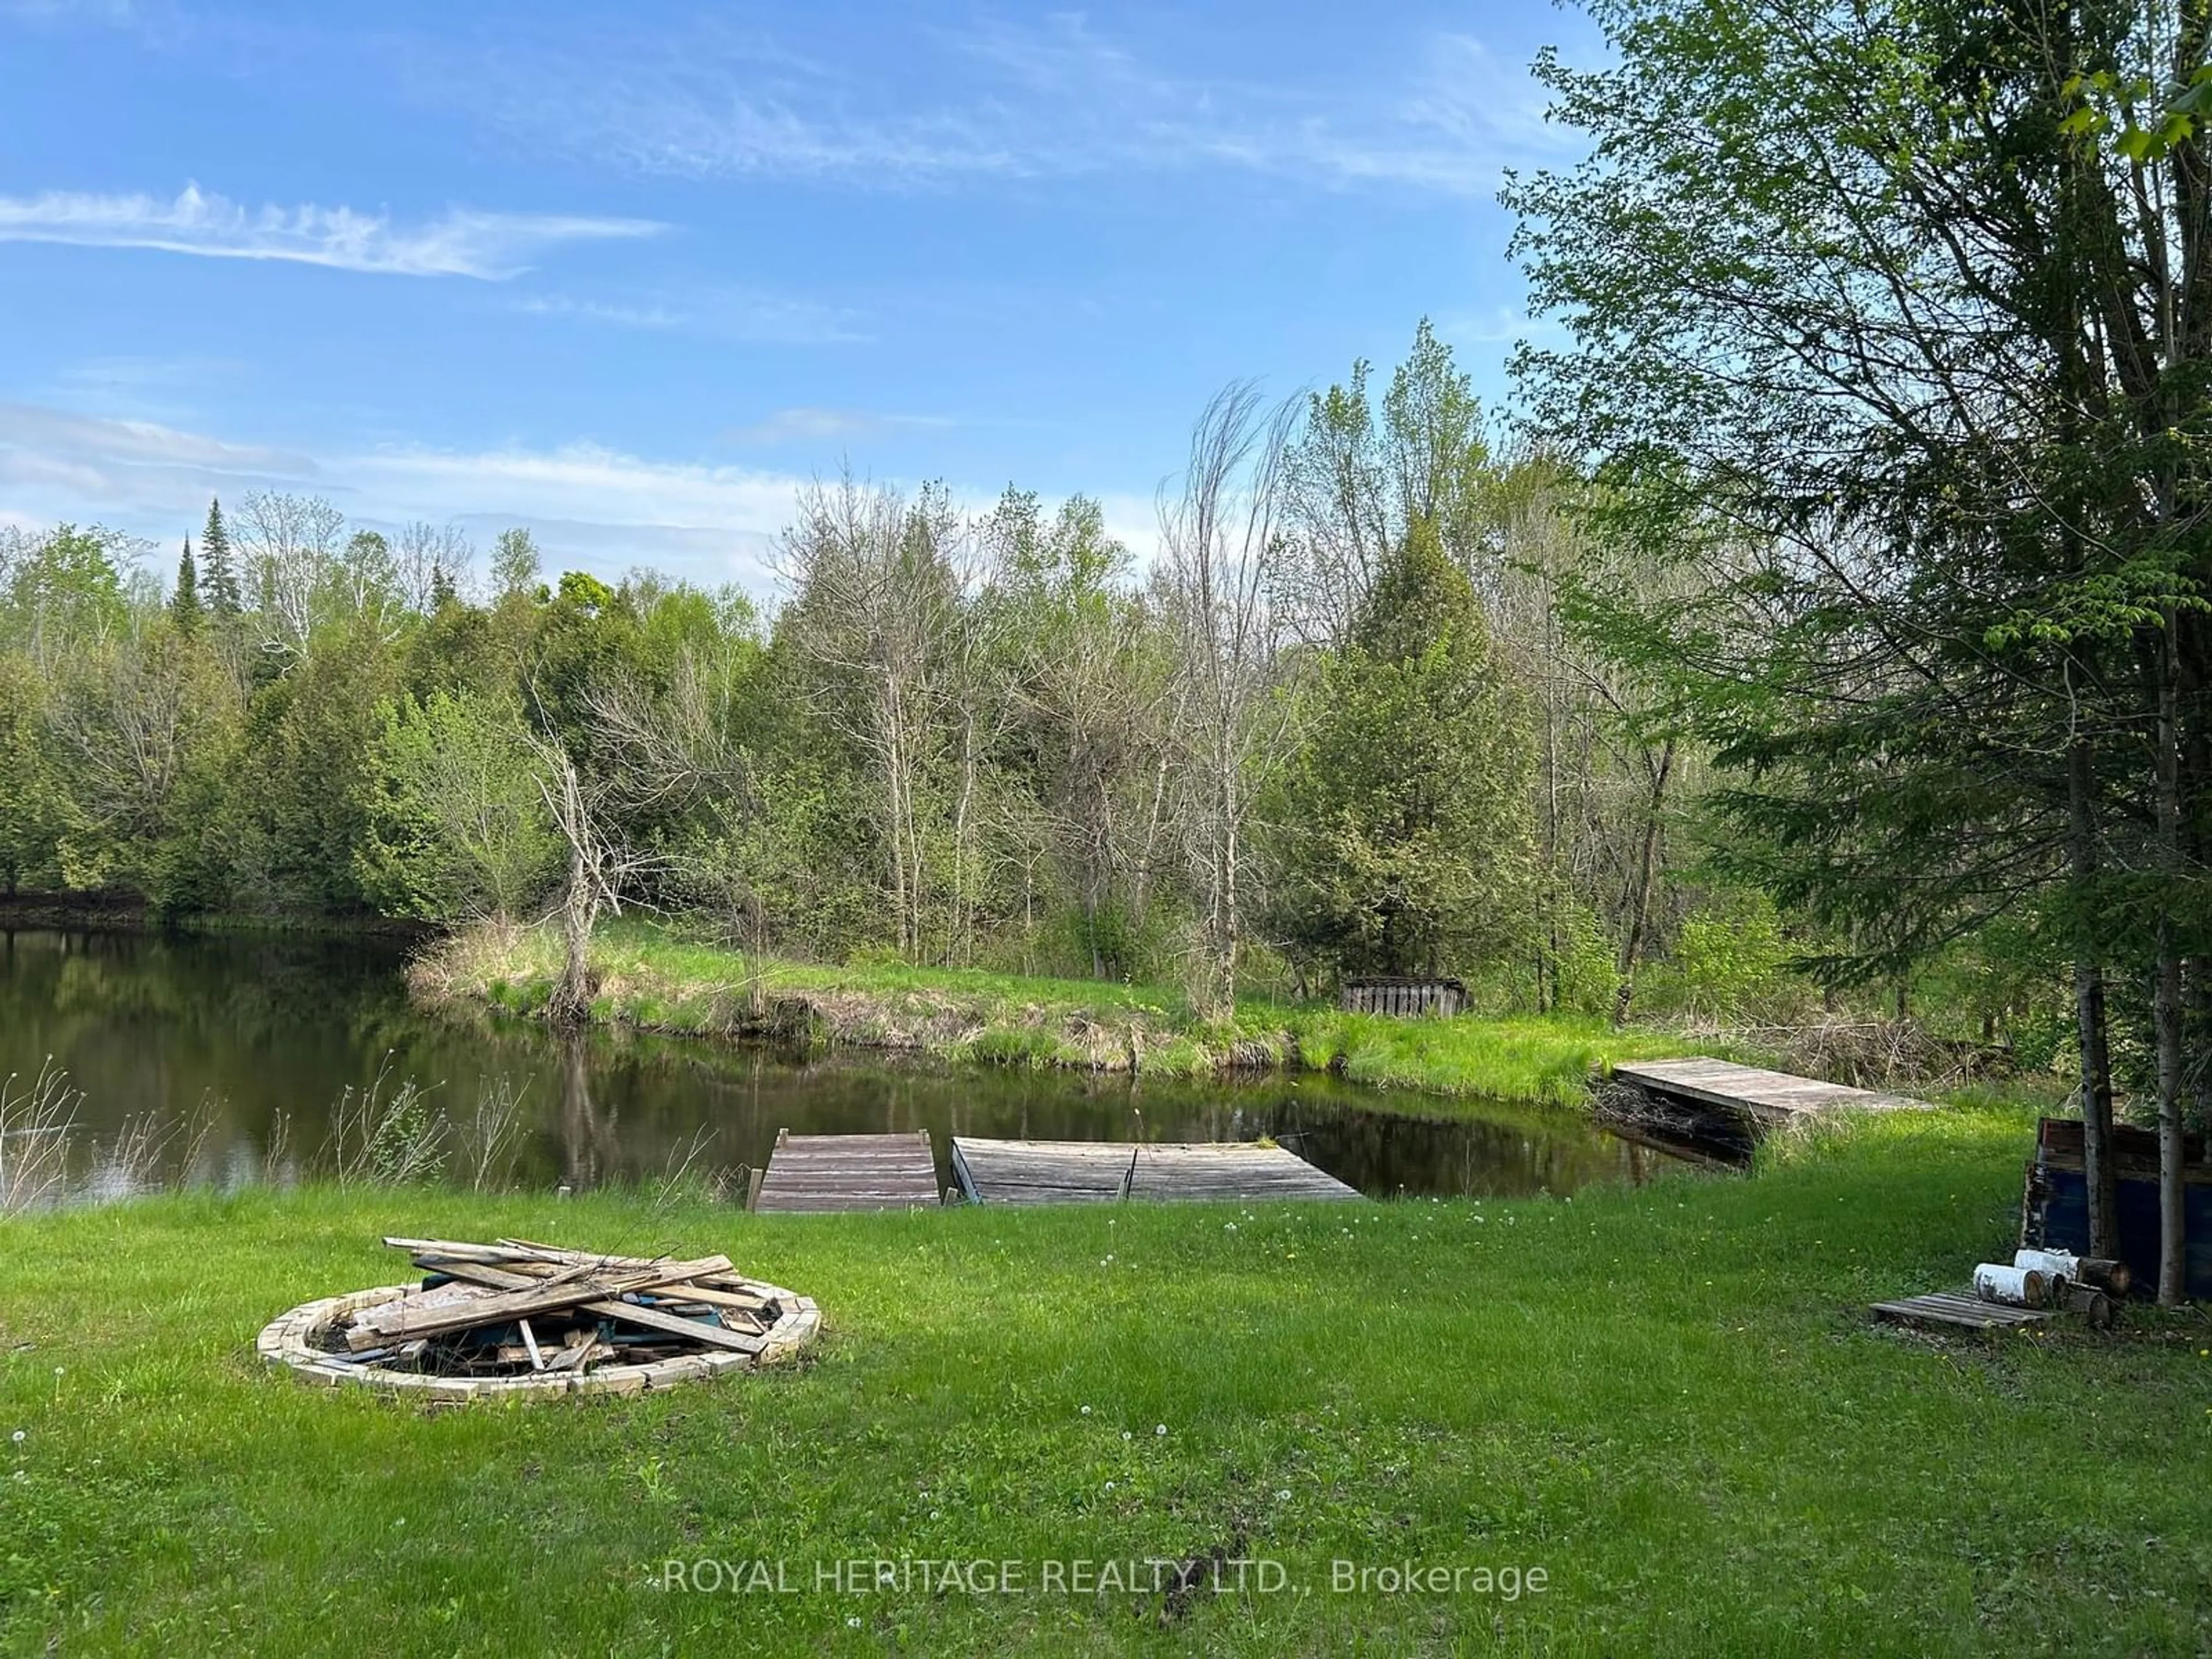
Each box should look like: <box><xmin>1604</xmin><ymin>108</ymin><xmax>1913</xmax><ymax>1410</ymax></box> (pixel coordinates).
<box><xmin>256</xmin><ymin>1242</ymin><xmax>820</xmax><ymax>1400</ymax></box>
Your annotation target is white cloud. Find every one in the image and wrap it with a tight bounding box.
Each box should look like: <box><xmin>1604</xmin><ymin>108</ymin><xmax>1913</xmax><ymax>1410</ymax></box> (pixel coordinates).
<box><xmin>0</xmin><ymin>400</ymin><xmax>312</xmax><ymax>477</ymax></box>
<box><xmin>452</xmin><ymin>18</ymin><xmax>1568</xmax><ymax>198</ymax></box>
<box><xmin>0</xmin><ymin>184</ymin><xmax>663</xmax><ymax>279</ymax></box>
<box><xmin>512</xmin><ymin>284</ymin><xmax>868</xmax><ymax>344</ymax></box>
<box><xmin>0</xmin><ymin>401</ymin><xmax>801</xmax><ymax>589</ymax></box>
<box><xmin>723</xmin><ymin>407</ymin><xmax>952</xmax><ymax>444</ymax></box>
<box><xmin>509</xmin><ymin>294</ymin><xmax>685</xmax><ymax>329</ymax></box>
<box><xmin>0</xmin><ymin>400</ymin><xmax>1162</xmax><ymax>590</ymax></box>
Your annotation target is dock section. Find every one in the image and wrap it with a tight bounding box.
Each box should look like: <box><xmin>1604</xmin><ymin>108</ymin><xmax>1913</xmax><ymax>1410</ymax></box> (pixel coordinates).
<box><xmin>1612</xmin><ymin>1058</ymin><xmax>1930</xmax><ymax>1127</ymax></box>
<box><xmin>751</xmin><ymin>1130</ymin><xmax>942</xmax><ymax>1213</ymax></box>
<box><xmin>950</xmin><ymin>1137</ymin><xmax>1361</xmax><ymax>1206</ymax></box>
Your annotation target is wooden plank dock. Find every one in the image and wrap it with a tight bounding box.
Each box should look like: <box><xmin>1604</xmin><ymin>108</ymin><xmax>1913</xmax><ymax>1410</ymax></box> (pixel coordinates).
<box><xmin>1612</xmin><ymin>1057</ymin><xmax>1931</xmax><ymax>1125</ymax></box>
<box><xmin>949</xmin><ymin>1137</ymin><xmax>1361</xmax><ymax>1206</ymax></box>
<box><xmin>751</xmin><ymin>1130</ymin><xmax>942</xmax><ymax>1214</ymax></box>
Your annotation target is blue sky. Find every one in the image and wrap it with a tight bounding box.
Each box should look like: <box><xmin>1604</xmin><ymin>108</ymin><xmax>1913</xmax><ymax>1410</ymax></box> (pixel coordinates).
<box><xmin>0</xmin><ymin>1</ymin><xmax>1595</xmax><ymax>591</ymax></box>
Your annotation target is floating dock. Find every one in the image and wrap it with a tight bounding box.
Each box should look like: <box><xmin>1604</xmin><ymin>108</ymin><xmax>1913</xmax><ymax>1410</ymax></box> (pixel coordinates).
<box><xmin>1612</xmin><ymin>1058</ymin><xmax>1931</xmax><ymax>1127</ymax></box>
<box><xmin>750</xmin><ymin>1130</ymin><xmax>941</xmax><ymax>1213</ymax></box>
<box><xmin>949</xmin><ymin>1137</ymin><xmax>1361</xmax><ymax>1206</ymax></box>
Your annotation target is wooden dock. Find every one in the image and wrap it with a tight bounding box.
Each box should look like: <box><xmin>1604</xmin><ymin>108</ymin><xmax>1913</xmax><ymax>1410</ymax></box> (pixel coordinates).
<box><xmin>949</xmin><ymin>1137</ymin><xmax>1361</xmax><ymax>1206</ymax></box>
<box><xmin>1612</xmin><ymin>1057</ymin><xmax>1930</xmax><ymax>1125</ymax></box>
<box><xmin>751</xmin><ymin>1130</ymin><xmax>941</xmax><ymax>1213</ymax></box>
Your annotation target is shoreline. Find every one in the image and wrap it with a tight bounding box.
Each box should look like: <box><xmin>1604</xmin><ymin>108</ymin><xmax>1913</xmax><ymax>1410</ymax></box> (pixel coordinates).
<box><xmin>0</xmin><ymin>892</ymin><xmax>437</xmax><ymax>940</ymax></box>
<box><xmin>408</xmin><ymin>917</ymin><xmax>1700</xmax><ymax>1110</ymax></box>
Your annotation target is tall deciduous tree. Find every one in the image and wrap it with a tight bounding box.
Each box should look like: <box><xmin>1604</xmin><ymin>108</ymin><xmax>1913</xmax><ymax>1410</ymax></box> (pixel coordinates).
<box><xmin>775</xmin><ymin>475</ymin><xmax>971</xmax><ymax>960</ymax></box>
<box><xmin>982</xmin><ymin>488</ymin><xmax>1172</xmax><ymax>976</ymax></box>
<box><xmin>1156</xmin><ymin>382</ymin><xmax>1300</xmax><ymax>1013</ymax></box>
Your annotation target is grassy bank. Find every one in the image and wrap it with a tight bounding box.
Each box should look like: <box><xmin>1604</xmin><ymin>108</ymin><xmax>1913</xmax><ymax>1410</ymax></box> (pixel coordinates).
<box><xmin>415</xmin><ymin>919</ymin><xmax>1695</xmax><ymax>1107</ymax></box>
<box><xmin>3</xmin><ymin>1105</ymin><xmax>2209</xmax><ymax>1654</ymax></box>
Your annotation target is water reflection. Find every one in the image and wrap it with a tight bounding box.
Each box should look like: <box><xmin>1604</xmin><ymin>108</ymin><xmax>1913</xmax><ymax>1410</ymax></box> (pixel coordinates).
<box><xmin>0</xmin><ymin>927</ymin><xmax>1691</xmax><ymax>1202</ymax></box>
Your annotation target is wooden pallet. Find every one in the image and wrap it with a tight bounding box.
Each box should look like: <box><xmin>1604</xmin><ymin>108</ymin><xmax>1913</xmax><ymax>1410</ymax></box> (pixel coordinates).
<box><xmin>751</xmin><ymin>1130</ymin><xmax>942</xmax><ymax>1213</ymax></box>
<box><xmin>950</xmin><ymin>1137</ymin><xmax>1361</xmax><ymax>1206</ymax></box>
<box><xmin>1870</xmin><ymin>1290</ymin><xmax>2053</xmax><ymax>1331</ymax></box>
<box><xmin>1615</xmin><ymin>1057</ymin><xmax>1931</xmax><ymax>1124</ymax></box>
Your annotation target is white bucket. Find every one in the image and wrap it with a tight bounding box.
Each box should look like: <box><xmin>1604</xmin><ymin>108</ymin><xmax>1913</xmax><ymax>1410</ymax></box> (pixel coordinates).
<box><xmin>1974</xmin><ymin>1263</ymin><xmax>2047</xmax><ymax>1306</ymax></box>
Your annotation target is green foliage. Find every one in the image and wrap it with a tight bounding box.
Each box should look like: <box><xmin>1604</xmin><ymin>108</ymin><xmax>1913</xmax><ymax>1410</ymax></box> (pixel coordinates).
<box><xmin>488</xmin><ymin>527</ymin><xmax>541</xmax><ymax>600</ymax></box>
<box><xmin>0</xmin><ymin>653</ymin><xmax>59</xmax><ymax>892</ymax></box>
<box><xmin>1657</xmin><ymin>891</ymin><xmax>1791</xmax><ymax>1020</ymax></box>
<box><xmin>1544</xmin><ymin>899</ymin><xmax>1623</xmax><ymax>1017</ymax></box>
<box><xmin>5</xmin><ymin>524</ymin><xmax>130</xmax><ymax>649</ymax></box>
<box><xmin>199</xmin><ymin>498</ymin><xmax>239</xmax><ymax>615</ymax></box>
<box><xmin>231</xmin><ymin>622</ymin><xmax>400</xmax><ymax>913</ymax></box>
<box><xmin>169</xmin><ymin>537</ymin><xmax>200</xmax><ymax>630</ymax></box>
<box><xmin>1266</xmin><ymin>518</ymin><xmax>1536</xmax><ymax>980</ymax></box>
<box><xmin>359</xmin><ymin>688</ymin><xmax>563</xmax><ymax>921</ymax></box>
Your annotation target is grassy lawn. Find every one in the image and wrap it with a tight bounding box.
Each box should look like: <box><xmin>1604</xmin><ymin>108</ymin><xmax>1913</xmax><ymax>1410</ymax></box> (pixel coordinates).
<box><xmin>418</xmin><ymin>918</ymin><xmax>1696</xmax><ymax>1108</ymax></box>
<box><xmin>5</xmin><ymin>1104</ymin><xmax>2209</xmax><ymax>1654</ymax></box>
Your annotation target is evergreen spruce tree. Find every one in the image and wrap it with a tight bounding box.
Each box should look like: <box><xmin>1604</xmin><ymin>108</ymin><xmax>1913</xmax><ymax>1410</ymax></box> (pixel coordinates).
<box><xmin>201</xmin><ymin>497</ymin><xmax>240</xmax><ymax>615</ymax></box>
<box><xmin>172</xmin><ymin>536</ymin><xmax>201</xmax><ymax>629</ymax></box>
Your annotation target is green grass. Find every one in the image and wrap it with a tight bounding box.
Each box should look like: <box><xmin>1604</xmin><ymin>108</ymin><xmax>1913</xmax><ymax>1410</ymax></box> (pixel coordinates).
<box><xmin>5</xmin><ymin>1105</ymin><xmax>2210</xmax><ymax>1654</ymax></box>
<box><xmin>418</xmin><ymin>919</ymin><xmax>1695</xmax><ymax>1108</ymax></box>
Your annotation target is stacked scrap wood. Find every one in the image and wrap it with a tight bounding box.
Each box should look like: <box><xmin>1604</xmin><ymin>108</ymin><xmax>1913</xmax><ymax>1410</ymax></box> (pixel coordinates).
<box><xmin>1873</xmin><ymin>1248</ymin><xmax>2130</xmax><ymax>1332</ymax></box>
<box><xmin>326</xmin><ymin>1237</ymin><xmax>791</xmax><ymax>1379</ymax></box>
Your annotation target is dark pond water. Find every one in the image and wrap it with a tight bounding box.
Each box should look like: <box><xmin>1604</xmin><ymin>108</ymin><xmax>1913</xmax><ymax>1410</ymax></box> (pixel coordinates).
<box><xmin>0</xmin><ymin>928</ymin><xmax>1684</xmax><ymax>1203</ymax></box>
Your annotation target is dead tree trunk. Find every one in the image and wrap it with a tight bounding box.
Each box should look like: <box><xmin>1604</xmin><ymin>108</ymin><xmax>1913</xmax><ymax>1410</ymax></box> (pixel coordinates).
<box><xmin>1612</xmin><ymin>738</ymin><xmax>1675</xmax><ymax>1025</ymax></box>
<box><xmin>2156</xmin><ymin>612</ymin><xmax>2188</xmax><ymax>1305</ymax></box>
<box><xmin>2069</xmin><ymin>735</ymin><xmax>2120</xmax><ymax>1259</ymax></box>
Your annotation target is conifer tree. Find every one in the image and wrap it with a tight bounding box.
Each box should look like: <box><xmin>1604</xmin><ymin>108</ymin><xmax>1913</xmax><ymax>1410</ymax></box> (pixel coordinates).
<box><xmin>201</xmin><ymin>497</ymin><xmax>240</xmax><ymax>614</ymax></box>
<box><xmin>172</xmin><ymin>536</ymin><xmax>200</xmax><ymax>629</ymax></box>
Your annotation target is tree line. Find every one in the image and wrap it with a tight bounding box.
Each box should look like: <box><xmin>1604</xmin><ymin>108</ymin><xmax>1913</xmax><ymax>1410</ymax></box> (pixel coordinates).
<box><xmin>0</xmin><ymin>323</ymin><xmax>1805</xmax><ymax>1028</ymax></box>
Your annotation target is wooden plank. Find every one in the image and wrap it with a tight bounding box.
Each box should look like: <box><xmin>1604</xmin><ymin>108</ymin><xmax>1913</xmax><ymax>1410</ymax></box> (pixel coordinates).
<box><xmin>351</xmin><ymin>1270</ymin><xmax>660</xmax><ymax>1347</ymax></box>
<box><xmin>402</xmin><ymin>1257</ymin><xmax>769</xmax><ymax>1355</ymax></box>
<box><xmin>1615</xmin><ymin>1058</ymin><xmax>1933</xmax><ymax>1122</ymax></box>
<box><xmin>1871</xmin><ymin>1291</ymin><xmax>2053</xmax><ymax>1331</ymax></box>
<box><xmin>951</xmin><ymin>1137</ymin><xmax>1361</xmax><ymax>1206</ymax></box>
<box><xmin>755</xmin><ymin>1130</ymin><xmax>940</xmax><ymax>1214</ymax></box>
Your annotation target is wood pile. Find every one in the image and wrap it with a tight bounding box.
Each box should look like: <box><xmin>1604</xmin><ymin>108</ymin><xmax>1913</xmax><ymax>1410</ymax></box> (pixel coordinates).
<box><xmin>324</xmin><ymin>1237</ymin><xmax>794</xmax><ymax>1380</ymax></box>
<box><xmin>1874</xmin><ymin>1247</ymin><xmax>2129</xmax><ymax>1333</ymax></box>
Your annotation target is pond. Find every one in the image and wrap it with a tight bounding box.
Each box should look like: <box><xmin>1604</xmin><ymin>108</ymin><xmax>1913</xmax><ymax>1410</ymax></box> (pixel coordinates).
<box><xmin>0</xmin><ymin>927</ymin><xmax>1685</xmax><ymax>1204</ymax></box>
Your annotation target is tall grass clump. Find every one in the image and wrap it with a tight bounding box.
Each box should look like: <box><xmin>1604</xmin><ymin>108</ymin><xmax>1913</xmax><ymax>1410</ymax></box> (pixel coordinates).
<box><xmin>0</xmin><ymin>1059</ymin><xmax>79</xmax><ymax>1216</ymax></box>
<box><xmin>324</xmin><ymin>1054</ymin><xmax>450</xmax><ymax>1188</ymax></box>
